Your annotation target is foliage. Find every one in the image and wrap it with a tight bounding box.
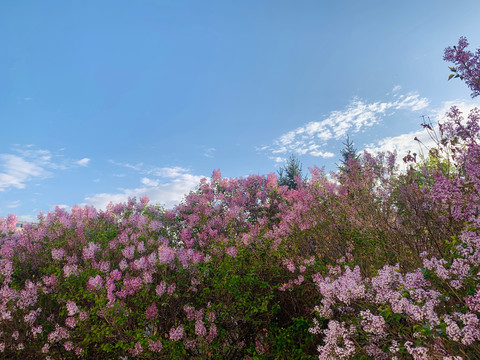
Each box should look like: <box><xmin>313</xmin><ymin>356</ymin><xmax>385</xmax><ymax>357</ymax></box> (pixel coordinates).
<box><xmin>277</xmin><ymin>155</ymin><xmax>307</xmax><ymax>190</ymax></box>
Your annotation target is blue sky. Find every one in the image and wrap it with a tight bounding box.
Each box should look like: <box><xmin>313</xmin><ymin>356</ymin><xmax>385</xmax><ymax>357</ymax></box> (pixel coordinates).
<box><xmin>1</xmin><ymin>0</ymin><xmax>480</xmax><ymax>221</ymax></box>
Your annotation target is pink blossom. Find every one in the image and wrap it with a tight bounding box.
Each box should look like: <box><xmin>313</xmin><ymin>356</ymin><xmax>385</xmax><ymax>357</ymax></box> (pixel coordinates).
<box><xmin>226</xmin><ymin>246</ymin><xmax>237</xmax><ymax>258</ymax></box>
<box><xmin>65</xmin><ymin>317</ymin><xmax>78</xmax><ymax>328</ymax></box>
<box><xmin>121</xmin><ymin>245</ymin><xmax>135</xmax><ymax>260</ymax></box>
<box><xmin>66</xmin><ymin>300</ymin><xmax>79</xmax><ymax>316</ymax></box>
<box><xmin>148</xmin><ymin>339</ymin><xmax>163</xmax><ymax>352</ymax></box>
<box><xmin>82</xmin><ymin>242</ymin><xmax>100</xmax><ymax>260</ymax></box>
<box><xmin>158</xmin><ymin>245</ymin><xmax>175</xmax><ymax>264</ymax></box>
<box><xmin>169</xmin><ymin>325</ymin><xmax>184</xmax><ymax>341</ymax></box>
<box><xmin>146</xmin><ymin>302</ymin><xmax>158</xmax><ymax>320</ymax></box>
<box><xmin>195</xmin><ymin>319</ymin><xmax>207</xmax><ymax>337</ymax></box>
<box><xmin>87</xmin><ymin>275</ymin><xmax>104</xmax><ymax>292</ymax></box>
<box><xmin>128</xmin><ymin>341</ymin><xmax>143</xmax><ymax>356</ymax></box>
<box><xmin>63</xmin><ymin>264</ymin><xmax>79</xmax><ymax>278</ymax></box>
<box><xmin>167</xmin><ymin>283</ymin><xmax>176</xmax><ymax>295</ymax></box>
<box><xmin>156</xmin><ymin>281</ymin><xmax>167</xmax><ymax>297</ymax></box>
<box><xmin>51</xmin><ymin>248</ymin><xmax>65</xmax><ymax>260</ymax></box>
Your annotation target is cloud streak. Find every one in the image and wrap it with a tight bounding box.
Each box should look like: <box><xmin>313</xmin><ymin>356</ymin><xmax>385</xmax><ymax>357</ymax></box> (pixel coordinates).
<box><xmin>84</xmin><ymin>169</ymin><xmax>204</xmax><ymax>210</ymax></box>
<box><xmin>0</xmin><ymin>146</ymin><xmax>92</xmax><ymax>191</ymax></box>
<box><xmin>363</xmin><ymin>100</ymin><xmax>478</xmax><ymax>169</ymax></box>
<box><xmin>84</xmin><ymin>163</ymin><xmax>205</xmax><ymax>210</ymax></box>
<box><xmin>262</xmin><ymin>90</ymin><xmax>429</xmax><ymax>159</ymax></box>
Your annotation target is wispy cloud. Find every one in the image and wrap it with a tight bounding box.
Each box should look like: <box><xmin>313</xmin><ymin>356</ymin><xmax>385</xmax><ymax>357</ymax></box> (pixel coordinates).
<box><xmin>84</xmin><ymin>166</ymin><xmax>205</xmax><ymax>210</ymax></box>
<box><xmin>0</xmin><ymin>153</ymin><xmax>50</xmax><ymax>191</ymax></box>
<box><xmin>84</xmin><ymin>160</ymin><xmax>205</xmax><ymax>209</ymax></box>
<box><xmin>203</xmin><ymin>147</ymin><xmax>216</xmax><ymax>158</ymax></box>
<box><xmin>262</xmin><ymin>89</ymin><xmax>429</xmax><ymax>159</ymax></box>
<box><xmin>363</xmin><ymin>100</ymin><xmax>478</xmax><ymax>169</ymax></box>
<box><xmin>108</xmin><ymin>160</ymin><xmax>144</xmax><ymax>171</ymax></box>
<box><xmin>6</xmin><ymin>200</ymin><xmax>21</xmax><ymax>209</ymax></box>
<box><xmin>0</xmin><ymin>145</ymin><xmax>92</xmax><ymax>191</ymax></box>
<box><xmin>77</xmin><ymin>158</ymin><xmax>91</xmax><ymax>167</ymax></box>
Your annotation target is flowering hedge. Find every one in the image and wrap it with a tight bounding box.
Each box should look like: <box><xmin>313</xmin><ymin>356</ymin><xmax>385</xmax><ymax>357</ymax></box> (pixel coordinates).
<box><xmin>0</xmin><ymin>37</ymin><xmax>479</xmax><ymax>359</ymax></box>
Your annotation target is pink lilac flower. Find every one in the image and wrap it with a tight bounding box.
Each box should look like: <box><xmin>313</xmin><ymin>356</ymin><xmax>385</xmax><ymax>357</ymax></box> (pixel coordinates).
<box><xmin>17</xmin><ymin>280</ymin><xmax>38</xmax><ymax>309</ymax></box>
<box><xmin>79</xmin><ymin>311</ymin><xmax>88</xmax><ymax>321</ymax></box>
<box><xmin>158</xmin><ymin>246</ymin><xmax>175</xmax><ymax>264</ymax></box>
<box><xmin>184</xmin><ymin>339</ymin><xmax>197</xmax><ymax>349</ymax></box>
<box><xmin>195</xmin><ymin>319</ymin><xmax>207</xmax><ymax>337</ymax></box>
<box><xmin>82</xmin><ymin>242</ymin><xmax>100</xmax><ymax>260</ymax></box>
<box><xmin>24</xmin><ymin>307</ymin><xmax>42</xmax><ymax>325</ymax></box>
<box><xmin>148</xmin><ymin>339</ymin><xmax>163</xmax><ymax>352</ymax></box>
<box><xmin>146</xmin><ymin>302</ymin><xmax>158</xmax><ymax>320</ymax></box>
<box><xmin>51</xmin><ymin>248</ymin><xmax>65</xmax><ymax>260</ymax></box>
<box><xmin>87</xmin><ymin>275</ymin><xmax>104</xmax><ymax>292</ymax></box>
<box><xmin>316</xmin><ymin>320</ymin><xmax>356</xmax><ymax>360</ymax></box>
<box><xmin>47</xmin><ymin>324</ymin><xmax>70</xmax><ymax>343</ymax></box>
<box><xmin>156</xmin><ymin>281</ymin><xmax>167</xmax><ymax>297</ymax></box>
<box><xmin>360</xmin><ymin>310</ymin><xmax>387</xmax><ymax>336</ymax></box>
<box><xmin>65</xmin><ymin>317</ymin><xmax>78</xmax><ymax>328</ymax></box>
<box><xmin>226</xmin><ymin>246</ymin><xmax>238</xmax><ymax>258</ymax></box>
<box><xmin>66</xmin><ymin>300</ymin><xmax>79</xmax><ymax>316</ymax></box>
<box><xmin>97</xmin><ymin>260</ymin><xmax>110</xmax><ymax>273</ymax></box>
<box><xmin>128</xmin><ymin>341</ymin><xmax>143</xmax><ymax>356</ymax></box>
<box><xmin>119</xmin><ymin>259</ymin><xmax>128</xmax><ymax>270</ymax></box>
<box><xmin>207</xmin><ymin>324</ymin><xmax>218</xmax><ymax>342</ymax></box>
<box><xmin>42</xmin><ymin>274</ymin><xmax>58</xmax><ymax>293</ymax></box>
<box><xmin>169</xmin><ymin>325</ymin><xmax>184</xmax><ymax>341</ymax></box>
<box><xmin>184</xmin><ymin>305</ymin><xmax>196</xmax><ymax>321</ymax></box>
<box><xmin>255</xmin><ymin>340</ymin><xmax>266</xmax><ymax>355</ymax></box>
<box><xmin>122</xmin><ymin>245</ymin><xmax>135</xmax><ymax>260</ymax></box>
<box><xmin>63</xmin><ymin>264</ymin><xmax>79</xmax><ymax>278</ymax></box>
<box><xmin>32</xmin><ymin>325</ymin><xmax>43</xmax><ymax>338</ymax></box>
<box><xmin>64</xmin><ymin>341</ymin><xmax>74</xmax><ymax>351</ymax></box>
<box><xmin>167</xmin><ymin>283</ymin><xmax>176</xmax><ymax>295</ymax></box>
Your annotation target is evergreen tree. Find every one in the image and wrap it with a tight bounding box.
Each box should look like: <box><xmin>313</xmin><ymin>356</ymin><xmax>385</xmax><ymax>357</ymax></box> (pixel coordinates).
<box><xmin>337</xmin><ymin>135</ymin><xmax>358</xmax><ymax>174</ymax></box>
<box><xmin>277</xmin><ymin>155</ymin><xmax>306</xmax><ymax>189</ymax></box>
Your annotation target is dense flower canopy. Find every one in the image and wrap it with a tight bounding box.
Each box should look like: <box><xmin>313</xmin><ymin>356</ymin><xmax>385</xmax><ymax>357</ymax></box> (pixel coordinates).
<box><xmin>0</xmin><ymin>37</ymin><xmax>479</xmax><ymax>359</ymax></box>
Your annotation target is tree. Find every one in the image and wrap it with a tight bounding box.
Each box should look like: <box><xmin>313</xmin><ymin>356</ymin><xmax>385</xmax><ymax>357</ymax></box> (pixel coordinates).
<box><xmin>337</xmin><ymin>135</ymin><xmax>358</xmax><ymax>174</ymax></box>
<box><xmin>277</xmin><ymin>155</ymin><xmax>306</xmax><ymax>189</ymax></box>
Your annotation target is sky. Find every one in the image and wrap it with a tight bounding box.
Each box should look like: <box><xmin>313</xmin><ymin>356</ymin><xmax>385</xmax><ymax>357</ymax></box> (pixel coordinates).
<box><xmin>1</xmin><ymin>0</ymin><xmax>480</xmax><ymax>221</ymax></box>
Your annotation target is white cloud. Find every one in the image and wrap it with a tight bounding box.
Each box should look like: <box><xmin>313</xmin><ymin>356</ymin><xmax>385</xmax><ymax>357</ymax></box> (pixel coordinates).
<box><xmin>17</xmin><ymin>214</ymin><xmax>37</xmax><ymax>222</ymax></box>
<box><xmin>263</xmin><ymin>90</ymin><xmax>429</xmax><ymax>159</ymax></box>
<box><xmin>150</xmin><ymin>166</ymin><xmax>190</xmax><ymax>178</ymax></box>
<box><xmin>6</xmin><ymin>200</ymin><xmax>21</xmax><ymax>208</ymax></box>
<box><xmin>140</xmin><ymin>177</ymin><xmax>159</xmax><ymax>187</ymax></box>
<box><xmin>363</xmin><ymin>100</ymin><xmax>479</xmax><ymax>170</ymax></box>
<box><xmin>0</xmin><ymin>145</ymin><xmax>92</xmax><ymax>191</ymax></box>
<box><xmin>203</xmin><ymin>147</ymin><xmax>216</xmax><ymax>158</ymax></box>
<box><xmin>270</xmin><ymin>156</ymin><xmax>287</xmax><ymax>163</ymax></box>
<box><xmin>84</xmin><ymin>168</ymin><xmax>205</xmax><ymax>210</ymax></box>
<box><xmin>77</xmin><ymin>158</ymin><xmax>91</xmax><ymax>167</ymax></box>
<box><xmin>363</xmin><ymin>128</ymin><xmax>434</xmax><ymax>170</ymax></box>
<box><xmin>108</xmin><ymin>160</ymin><xmax>144</xmax><ymax>171</ymax></box>
<box><xmin>0</xmin><ymin>154</ymin><xmax>50</xmax><ymax>191</ymax></box>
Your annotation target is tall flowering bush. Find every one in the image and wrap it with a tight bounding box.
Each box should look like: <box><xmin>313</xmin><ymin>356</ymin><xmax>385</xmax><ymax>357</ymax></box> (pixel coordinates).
<box><xmin>0</xmin><ymin>37</ymin><xmax>479</xmax><ymax>358</ymax></box>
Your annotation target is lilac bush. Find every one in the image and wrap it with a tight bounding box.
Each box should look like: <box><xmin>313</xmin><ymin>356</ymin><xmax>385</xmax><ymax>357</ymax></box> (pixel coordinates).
<box><xmin>0</xmin><ymin>37</ymin><xmax>479</xmax><ymax>358</ymax></box>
